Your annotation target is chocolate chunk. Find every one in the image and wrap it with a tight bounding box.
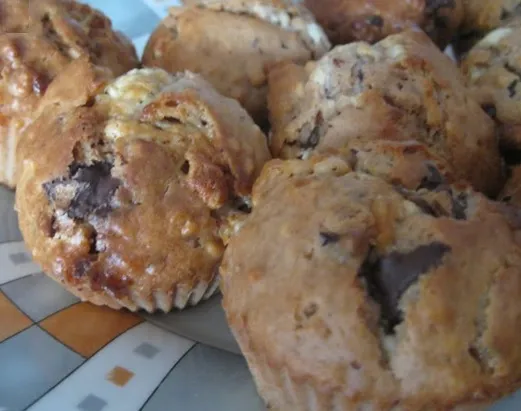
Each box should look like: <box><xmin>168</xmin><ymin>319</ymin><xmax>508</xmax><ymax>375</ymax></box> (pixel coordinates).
<box><xmin>418</xmin><ymin>164</ymin><xmax>445</xmax><ymax>190</ymax></box>
<box><xmin>359</xmin><ymin>243</ymin><xmax>451</xmax><ymax>333</ymax></box>
<box><xmin>501</xmin><ymin>8</ymin><xmax>510</xmax><ymax>20</ymax></box>
<box><xmin>508</xmin><ymin>80</ymin><xmax>518</xmax><ymax>98</ymax></box>
<box><xmin>68</xmin><ymin>162</ymin><xmax>120</xmax><ymax>220</ymax></box>
<box><xmin>320</xmin><ymin>231</ymin><xmax>340</xmax><ymax>246</ymax></box>
<box><xmin>434</xmin><ymin>15</ymin><xmax>449</xmax><ymax>29</ymax></box>
<box><xmin>395</xmin><ymin>186</ymin><xmax>449</xmax><ymax>218</ymax></box>
<box><xmin>425</xmin><ymin>0</ymin><xmax>456</xmax><ymax>13</ymax></box>
<box><xmin>367</xmin><ymin>15</ymin><xmax>384</xmax><ymax>27</ymax></box>
<box><xmin>43</xmin><ymin>161</ymin><xmax>121</xmax><ymax>221</ymax></box>
<box><xmin>451</xmin><ymin>192</ymin><xmax>467</xmax><ymax>220</ymax></box>
<box><xmin>481</xmin><ymin>103</ymin><xmax>497</xmax><ymax>119</ymax></box>
<box><xmin>300</xmin><ymin>111</ymin><xmax>324</xmax><ymax>150</ymax></box>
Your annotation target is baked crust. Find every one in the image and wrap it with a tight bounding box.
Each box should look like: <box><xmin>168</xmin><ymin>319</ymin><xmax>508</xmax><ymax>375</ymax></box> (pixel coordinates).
<box><xmin>268</xmin><ymin>30</ymin><xmax>503</xmax><ymax>196</ymax></box>
<box><xmin>461</xmin><ymin>18</ymin><xmax>521</xmax><ymax>159</ymax></box>
<box><xmin>142</xmin><ymin>0</ymin><xmax>330</xmax><ymax>122</ymax></box>
<box><xmin>222</xmin><ymin>156</ymin><xmax>521</xmax><ymax>411</ymax></box>
<box><xmin>0</xmin><ymin>0</ymin><xmax>138</xmax><ymax>188</ymax></box>
<box><xmin>16</xmin><ymin>67</ymin><xmax>270</xmax><ymax>312</ymax></box>
<box><xmin>304</xmin><ymin>0</ymin><xmax>463</xmax><ymax>48</ymax></box>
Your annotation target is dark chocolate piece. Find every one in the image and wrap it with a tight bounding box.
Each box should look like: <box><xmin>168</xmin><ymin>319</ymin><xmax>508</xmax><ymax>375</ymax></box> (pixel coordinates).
<box><xmin>451</xmin><ymin>192</ymin><xmax>468</xmax><ymax>220</ymax></box>
<box><xmin>508</xmin><ymin>80</ymin><xmax>518</xmax><ymax>98</ymax></box>
<box><xmin>43</xmin><ymin>161</ymin><xmax>121</xmax><ymax>220</ymax></box>
<box><xmin>300</xmin><ymin>111</ymin><xmax>324</xmax><ymax>150</ymax></box>
<box><xmin>418</xmin><ymin>164</ymin><xmax>445</xmax><ymax>190</ymax></box>
<box><xmin>367</xmin><ymin>15</ymin><xmax>384</xmax><ymax>27</ymax></box>
<box><xmin>359</xmin><ymin>243</ymin><xmax>451</xmax><ymax>333</ymax></box>
<box><xmin>481</xmin><ymin>103</ymin><xmax>497</xmax><ymax>119</ymax></box>
<box><xmin>319</xmin><ymin>231</ymin><xmax>340</xmax><ymax>246</ymax></box>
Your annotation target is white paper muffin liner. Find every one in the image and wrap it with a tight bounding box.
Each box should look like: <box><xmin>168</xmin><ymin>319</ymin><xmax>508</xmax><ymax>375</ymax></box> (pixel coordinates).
<box><xmin>69</xmin><ymin>274</ymin><xmax>221</xmax><ymax>313</ymax></box>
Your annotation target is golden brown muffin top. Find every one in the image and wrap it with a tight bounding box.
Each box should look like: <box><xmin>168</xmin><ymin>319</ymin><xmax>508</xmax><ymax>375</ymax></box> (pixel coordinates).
<box><xmin>461</xmin><ymin>17</ymin><xmax>521</xmax><ymax>157</ymax></box>
<box><xmin>268</xmin><ymin>30</ymin><xmax>503</xmax><ymax>196</ymax></box>
<box><xmin>222</xmin><ymin>157</ymin><xmax>521</xmax><ymax>410</ymax></box>
<box><xmin>142</xmin><ymin>0</ymin><xmax>330</xmax><ymax>123</ymax></box>
<box><xmin>16</xmin><ymin>67</ymin><xmax>270</xmax><ymax>311</ymax></box>
<box><xmin>304</xmin><ymin>0</ymin><xmax>463</xmax><ymax>48</ymax></box>
<box><xmin>0</xmin><ymin>0</ymin><xmax>138</xmax><ymax>76</ymax></box>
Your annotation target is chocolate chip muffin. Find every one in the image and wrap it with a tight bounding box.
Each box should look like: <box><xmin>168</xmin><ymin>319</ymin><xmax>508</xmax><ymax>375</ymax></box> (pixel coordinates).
<box><xmin>0</xmin><ymin>0</ymin><xmax>139</xmax><ymax>188</ymax></box>
<box><xmin>221</xmin><ymin>156</ymin><xmax>521</xmax><ymax>411</ymax></box>
<box><xmin>461</xmin><ymin>18</ymin><xmax>521</xmax><ymax>161</ymax></box>
<box><xmin>16</xmin><ymin>68</ymin><xmax>270</xmax><ymax>312</ymax></box>
<box><xmin>304</xmin><ymin>0</ymin><xmax>463</xmax><ymax>48</ymax></box>
<box><xmin>455</xmin><ymin>0</ymin><xmax>521</xmax><ymax>57</ymax></box>
<box><xmin>142</xmin><ymin>0</ymin><xmax>330</xmax><ymax>123</ymax></box>
<box><xmin>268</xmin><ymin>30</ymin><xmax>503</xmax><ymax>196</ymax></box>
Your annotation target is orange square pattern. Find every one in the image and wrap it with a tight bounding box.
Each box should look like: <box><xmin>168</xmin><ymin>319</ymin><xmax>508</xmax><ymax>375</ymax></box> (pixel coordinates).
<box><xmin>107</xmin><ymin>366</ymin><xmax>135</xmax><ymax>387</ymax></box>
<box><xmin>0</xmin><ymin>291</ymin><xmax>32</xmax><ymax>342</ymax></box>
<box><xmin>40</xmin><ymin>302</ymin><xmax>142</xmax><ymax>357</ymax></box>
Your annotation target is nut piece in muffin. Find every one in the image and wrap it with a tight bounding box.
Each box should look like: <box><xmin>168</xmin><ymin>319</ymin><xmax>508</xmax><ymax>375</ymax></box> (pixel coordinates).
<box><xmin>461</xmin><ymin>18</ymin><xmax>521</xmax><ymax>162</ymax></box>
<box><xmin>0</xmin><ymin>0</ymin><xmax>139</xmax><ymax>188</ymax></box>
<box><xmin>16</xmin><ymin>67</ymin><xmax>270</xmax><ymax>313</ymax></box>
<box><xmin>268</xmin><ymin>30</ymin><xmax>503</xmax><ymax>196</ymax></box>
<box><xmin>142</xmin><ymin>0</ymin><xmax>330</xmax><ymax>123</ymax></box>
<box><xmin>304</xmin><ymin>0</ymin><xmax>463</xmax><ymax>48</ymax></box>
<box><xmin>221</xmin><ymin>156</ymin><xmax>521</xmax><ymax>411</ymax></box>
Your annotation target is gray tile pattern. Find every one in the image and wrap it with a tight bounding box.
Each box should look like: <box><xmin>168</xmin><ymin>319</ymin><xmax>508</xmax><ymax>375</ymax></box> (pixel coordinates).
<box><xmin>134</xmin><ymin>342</ymin><xmax>160</xmax><ymax>359</ymax></box>
<box><xmin>0</xmin><ymin>326</ymin><xmax>83</xmax><ymax>411</ymax></box>
<box><xmin>8</xmin><ymin>252</ymin><xmax>31</xmax><ymax>265</ymax></box>
<box><xmin>1</xmin><ymin>273</ymin><xmax>79</xmax><ymax>322</ymax></box>
<box><xmin>142</xmin><ymin>344</ymin><xmax>264</xmax><ymax>411</ymax></box>
<box><xmin>0</xmin><ymin>187</ymin><xmax>22</xmax><ymax>244</ymax></box>
<box><xmin>77</xmin><ymin>394</ymin><xmax>107</xmax><ymax>411</ymax></box>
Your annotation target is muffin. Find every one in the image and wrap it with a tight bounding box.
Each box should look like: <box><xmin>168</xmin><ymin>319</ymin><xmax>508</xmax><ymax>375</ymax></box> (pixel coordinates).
<box><xmin>461</xmin><ymin>18</ymin><xmax>521</xmax><ymax>161</ymax></box>
<box><xmin>0</xmin><ymin>0</ymin><xmax>139</xmax><ymax>188</ymax></box>
<box><xmin>268</xmin><ymin>30</ymin><xmax>503</xmax><ymax>196</ymax></box>
<box><xmin>455</xmin><ymin>0</ymin><xmax>521</xmax><ymax>57</ymax></box>
<box><xmin>142</xmin><ymin>0</ymin><xmax>330</xmax><ymax>123</ymax></box>
<box><xmin>16</xmin><ymin>68</ymin><xmax>271</xmax><ymax>312</ymax></box>
<box><xmin>304</xmin><ymin>0</ymin><xmax>463</xmax><ymax>48</ymax></box>
<box><xmin>221</xmin><ymin>156</ymin><xmax>521</xmax><ymax>411</ymax></box>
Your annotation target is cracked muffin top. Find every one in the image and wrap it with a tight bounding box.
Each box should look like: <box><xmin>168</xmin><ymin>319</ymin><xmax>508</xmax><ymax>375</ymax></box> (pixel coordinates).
<box><xmin>0</xmin><ymin>0</ymin><xmax>138</xmax><ymax>76</ymax></box>
<box><xmin>221</xmin><ymin>156</ymin><xmax>521</xmax><ymax>411</ymax></box>
<box><xmin>142</xmin><ymin>0</ymin><xmax>330</xmax><ymax>123</ymax></box>
<box><xmin>304</xmin><ymin>0</ymin><xmax>463</xmax><ymax>48</ymax></box>
<box><xmin>268</xmin><ymin>30</ymin><xmax>503</xmax><ymax>196</ymax></box>
<box><xmin>0</xmin><ymin>0</ymin><xmax>138</xmax><ymax>188</ymax></box>
<box><xmin>16</xmin><ymin>67</ymin><xmax>270</xmax><ymax>312</ymax></box>
<box><xmin>461</xmin><ymin>17</ymin><xmax>521</xmax><ymax>159</ymax></box>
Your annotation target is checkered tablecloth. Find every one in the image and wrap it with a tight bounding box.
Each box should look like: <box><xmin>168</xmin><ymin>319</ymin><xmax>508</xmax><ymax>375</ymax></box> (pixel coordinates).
<box><xmin>0</xmin><ymin>1</ymin><xmax>519</xmax><ymax>410</ymax></box>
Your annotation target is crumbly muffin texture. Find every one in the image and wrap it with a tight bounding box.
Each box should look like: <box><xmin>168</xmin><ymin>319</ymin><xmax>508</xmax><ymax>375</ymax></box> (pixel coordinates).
<box><xmin>0</xmin><ymin>0</ymin><xmax>138</xmax><ymax>188</ymax></box>
<box><xmin>221</xmin><ymin>157</ymin><xmax>521</xmax><ymax>411</ymax></box>
<box><xmin>142</xmin><ymin>0</ymin><xmax>330</xmax><ymax>123</ymax></box>
<box><xmin>16</xmin><ymin>67</ymin><xmax>270</xmax><ymax>312</ymax></box>
<box><xmin>461</xmin><ymin>17</ymin><xmax>521</xmax><ymax>159</ymax></box>
<box><xmin>304</xmin><ymin>0</ymin><xmax>463</xmax><ymax>48</ymax></box>
<box><xmin>268</xmin><ymin>30</ymin><xmax>503</xmax><ymax>196</ymax></box>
